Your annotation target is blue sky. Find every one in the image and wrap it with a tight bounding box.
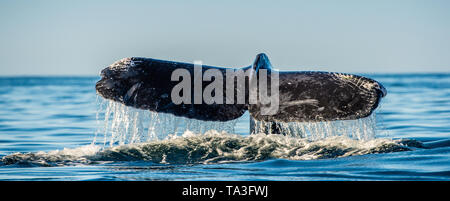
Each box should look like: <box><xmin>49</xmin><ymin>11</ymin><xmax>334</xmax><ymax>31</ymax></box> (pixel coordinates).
<box><xmin>0</xmin><ymin>0</ymin><xmax>449</xmax><ymax>75</ymax></box>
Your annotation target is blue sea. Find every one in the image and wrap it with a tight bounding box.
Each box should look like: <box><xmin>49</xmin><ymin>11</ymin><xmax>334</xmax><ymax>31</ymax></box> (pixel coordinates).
<box><xmin>0</xmin><ymin>74</ymin><xmax>449</xmax><ymax>181</ymax></box>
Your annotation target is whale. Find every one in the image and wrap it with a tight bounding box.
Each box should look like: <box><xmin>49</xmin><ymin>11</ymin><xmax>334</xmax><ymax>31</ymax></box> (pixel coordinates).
<box><xmin>96</xmin><ymin>53</ymin><xmax>386</xmax><ymax>133</ymax></box>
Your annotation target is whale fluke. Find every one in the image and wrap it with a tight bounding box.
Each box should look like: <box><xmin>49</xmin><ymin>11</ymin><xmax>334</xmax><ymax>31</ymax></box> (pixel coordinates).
<box><xmin>96</xmin><ymin>53</ymin><xmax>387</xmax><ymax>130</ymax></box>
<box><xmin>249</xmin><ymin>70</ymin><xmax>387</xmax><ymax>123</ymax></box>
<box><xmin>96</xmin><ymin>57</ymin><xmax>248</xmax><ymax>121</ymax></box>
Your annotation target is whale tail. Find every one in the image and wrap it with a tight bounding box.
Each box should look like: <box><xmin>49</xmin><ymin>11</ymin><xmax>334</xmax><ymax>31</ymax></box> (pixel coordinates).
<box><xmin>96</xmin><ymin>53</ymin><xmax>387</xmax><ymax>127</ymax></box>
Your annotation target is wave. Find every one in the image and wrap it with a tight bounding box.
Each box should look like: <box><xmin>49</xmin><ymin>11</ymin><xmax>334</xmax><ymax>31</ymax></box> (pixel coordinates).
<box><xmin>1</xmin><ymin>130</ymin><xmax>423</xmax><ymax>167</ymax></box>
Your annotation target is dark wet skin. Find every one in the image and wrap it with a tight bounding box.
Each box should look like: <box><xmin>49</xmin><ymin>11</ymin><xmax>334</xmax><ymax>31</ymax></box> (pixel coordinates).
<box><xmin>96</xmin><ymin>53</ymin><xmax>386</xmax><ymax>132</ymax></box>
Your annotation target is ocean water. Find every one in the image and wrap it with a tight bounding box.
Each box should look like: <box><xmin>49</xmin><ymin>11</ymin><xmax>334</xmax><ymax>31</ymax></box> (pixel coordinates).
<box><xmin>0</xmin><ymin>74</ymin><xmax>449</xmax><ymax>181</ymax></box>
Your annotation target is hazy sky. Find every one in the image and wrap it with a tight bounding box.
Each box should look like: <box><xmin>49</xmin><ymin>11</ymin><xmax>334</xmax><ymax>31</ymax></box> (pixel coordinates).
<box><xmin>0</xmin><ymin>0</ymin><xmax>449</xmax><ymax>75</ymax></box>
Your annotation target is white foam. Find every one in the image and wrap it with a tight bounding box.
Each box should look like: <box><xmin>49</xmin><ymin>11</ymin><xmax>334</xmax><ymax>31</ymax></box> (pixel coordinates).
<box><xmin>1</xmin><ymin>98</ymin><xmax>404</xmax><ymax>167</ymax></box>
<box><xmin>2</xmin><ymin>130</ymin><xmax>419</xmax><ymax>166</ymax></box>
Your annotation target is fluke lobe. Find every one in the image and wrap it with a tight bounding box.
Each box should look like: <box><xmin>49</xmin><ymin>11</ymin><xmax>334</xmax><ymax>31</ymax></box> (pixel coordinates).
<box><xmin>96</xmin><ymin>53</ymin><xmax>386</xmax><ymax>124</ymax></box>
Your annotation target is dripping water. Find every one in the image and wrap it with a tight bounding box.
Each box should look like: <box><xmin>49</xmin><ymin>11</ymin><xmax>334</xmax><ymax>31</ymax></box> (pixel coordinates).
<box><xmin>250</xmin><ymin>114</ymin><xmax>379</xmax><ymax>141</ymax></box>
<box><xmin>94</xmin><ymin>96</ymin><xmax>382</xmax><ymax>148</ymax></box>
<box><xmin>93</xmin><ymin>97</ymin><xmax>238</xmax><ymax>147</ymax></box>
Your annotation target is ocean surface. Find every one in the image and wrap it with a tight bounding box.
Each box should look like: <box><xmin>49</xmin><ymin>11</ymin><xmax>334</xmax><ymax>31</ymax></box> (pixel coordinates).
<box><xmin>0</xmin><ymin>74</ymin><xmax>449</xmax><ymax>181</ymax></box>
